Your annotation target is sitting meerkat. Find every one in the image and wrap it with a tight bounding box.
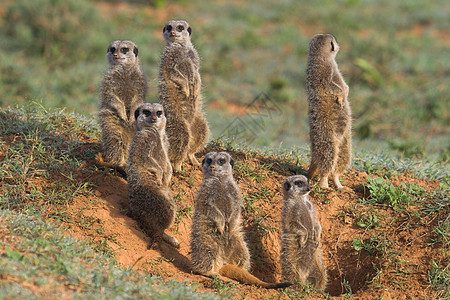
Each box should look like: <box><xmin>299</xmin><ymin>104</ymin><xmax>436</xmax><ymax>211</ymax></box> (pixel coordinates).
<box><xmin>190</xmin><ymin>151</ymin><xmax>292</xmax><ymax>289</ymax></box>
<box><xmin>158</xmin><ymin>20</ymin><xmax>209</xmax><ymax>170</ymax></box>
<box><xmin>280</xmin><ymin>175</ymin><xmax>327</xmax><ymax>289</ymax></box>
<box><xmin>306</xmin><ymin>33</ymin><xmax>352</xmax><ymax>189</ymax></box>
<box><xmin>127</xmin><ymin>103</ymin><xmax>179</xmax><ymax>249</ymax></box>
<box><xmin>97</xmin><ymin>40</ymin><xmax>148</xmax><ymax>177</ymax></box>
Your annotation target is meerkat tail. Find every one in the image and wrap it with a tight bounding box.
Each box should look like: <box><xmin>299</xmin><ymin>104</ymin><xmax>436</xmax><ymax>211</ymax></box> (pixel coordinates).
<box><xmin>163</xmin><ymin>233</ymin><xmax>180</xmax><ymax>248</ymax></box>
<box><xmin>218</xmin><ymin>265</ymin><xmax>292</xmax><ymax>289</ymax></box>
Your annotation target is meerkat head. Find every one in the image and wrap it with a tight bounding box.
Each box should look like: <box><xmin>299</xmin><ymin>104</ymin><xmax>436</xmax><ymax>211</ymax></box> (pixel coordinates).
<box><xmin>282</xmin><ymin>175</ymin><xmax>312</xmax><ymax>199</ymax></box>
<box><xmin>308</xmin><ymin>33</ymin><xmax>340</xmax><ymax>60</ymax></box>
<box><xmin>134</xmin><ymin>103</ymin><xmax>166</xmax><ymax>132</ymax></box>
<box><xmin>162</xmin><ymin>20</ymin><xmax>192</xmax><ymax>45</ymax></box>
<box><xmin>201</xmin><ymin>151</ymin><xmax>235</xmax><ymax>179</ymax></box>
<box><xmin>106</xmin><ymin>40</ymin><xmax>139</xmax><ymax>67</ymax></box>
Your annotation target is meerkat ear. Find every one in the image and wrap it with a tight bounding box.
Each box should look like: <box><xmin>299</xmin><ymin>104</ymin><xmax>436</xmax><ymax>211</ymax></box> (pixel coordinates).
<box><xmin>162</xmin><ymin>26</ymin><xmax>166</xmax><ymax>34</ymax></box>
<box><xmin>230</xmin><ymin>158</ymin><xmax>235</xmax><ymax>169</ymax></box>
<box><xmin>187</xmin><ymin>27</ymin><xmax>192</xmax><ymax>35</ymax></box>
<box><xmin>133</xmin><ymin>46</ymin><xmax>139</xmax><ymax>57</ymax></box>
<box><xmin>283</xmin><ymin>181</ymin><xmax>291</xmax><ymax>191</ymax></box>
<box><xmin>201</xmin><ymin>158</ymin><xmax>205</xmax><ymax>166</ymax></box>
<box><xmin>134</xmin><ymin>108</ymin><xmax>140</xmax><ymax>120</ymax></box>
<box><xmin>106</xmin><ymin>46</ymin><xmax>110</xmax><ymax>53</ymax></box>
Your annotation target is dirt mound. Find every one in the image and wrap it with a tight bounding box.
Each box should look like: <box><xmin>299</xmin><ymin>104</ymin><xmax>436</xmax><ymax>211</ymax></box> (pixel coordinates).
<box><xmin>65</xmin><ymin>143</ymin><xmax>444</xmax><ymax>299</ymax></box>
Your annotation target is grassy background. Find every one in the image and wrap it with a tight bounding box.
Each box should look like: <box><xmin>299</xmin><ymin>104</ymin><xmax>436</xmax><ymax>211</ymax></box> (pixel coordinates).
<box><xmin>0</xmin><ymin>0</ymin><xmax>448</xmax><ymax>161</ymax></box>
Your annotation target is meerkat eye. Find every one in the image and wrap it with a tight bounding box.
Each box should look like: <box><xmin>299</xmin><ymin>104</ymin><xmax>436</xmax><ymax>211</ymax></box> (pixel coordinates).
<box><xmin>156</xmin><ymin>111</ymin><xmax>163</xmax><ymax>117</ymax></box>
<box><xmin>177</xmin><ymin>25</ymin><xmax>184</xmax><ymax>32</ymax></box>
<box><xmin>206</xmin><ymin>158</ymin><xmax>212</xmax><ymax>165</ymax></box>
<box><xmin>294</xmin><ymin>180</ymin><xmax>304</xmax><ymax>187</ymax></box>
<box><xmin>142</xmin><ymin>109</ymin><xmax>150</xmax><ymax>116</ymax></box>
<box><xmin>218</xmin><ymin>158</ymin><xmax>226</xmax><ymax>165</ymax></box>
<box><xmin>331</xmin><ymin>41</ymin><xmax>335</xmax><ymax>52</ymax></box>
<box><xmin>166</xmin><ymin>25</ymin><xmax>172</xmax><ymax>32</ymax></box>
<box><xmin>110</xmin><ymin>47</ymin><xmax>116</xmax><ymax>53</ymax></box>
<box><xmin>121</xmin><ymin>48</ymin><xmax>129</xmax><ymax>54</ymax></box>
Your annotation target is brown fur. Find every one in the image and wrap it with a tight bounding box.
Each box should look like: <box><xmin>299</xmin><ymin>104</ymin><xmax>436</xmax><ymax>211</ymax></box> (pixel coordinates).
<box><xmin>98</xmin><ymin>40</ymin><xmax>148</xmax><ymax>175</ymax></box>
<box><xmin>190</xmin><ymin>152</ymin><xmax>291</xmax><ymax>289</ymax></box>
<box><xmin>281</xmin><ymin>175</ymin><xmax>327</xmax><ymax>289</ymax></box>
<box><xmin>158</xmin><ymin>20</ymin><xmax>209</xmax><ymax>170</ymax></box>
<box><xmin>127</xmin><ymin>103</ymin><xmax>179</xmax><ymax>248</ymax></box>
<box><xmin>306</xmin><ymin>33</ymin><xmax>352</xmax><ymax>189</ymax></box>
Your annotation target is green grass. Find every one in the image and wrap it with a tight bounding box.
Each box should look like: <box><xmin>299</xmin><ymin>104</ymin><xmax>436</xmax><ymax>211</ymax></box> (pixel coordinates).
<box><xmin>0</xmin><ymin>0</ymin><xmax>449</xmax><ymax>159</ymax></box>
<box><xmin>0</xmin><ymin>209</ymin><xmax>216</xmax><ymax>299</ymax></box>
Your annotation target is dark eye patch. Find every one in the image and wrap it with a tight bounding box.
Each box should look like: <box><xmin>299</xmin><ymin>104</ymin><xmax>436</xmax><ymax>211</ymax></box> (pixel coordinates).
<box><xmin>331</xmin><ymin>41</ymin><xmax>335</xmax><ymax>52</ymax></box>
<box><xmin>110</xmin><ymin>47</ymin><xmax>116</xmax><ymax>53</ymax></box>
<box><xmin>177</xmin><ymin>25</ymin><xmax>184</xmax><ymax>32</ymax></box>
<box><xmin>156</xmin><ymin>111</ymin><xmax>163</xmax><ymax>117</ymax></box>
<box><xmin>206</xmin><ymin>158</ymin><xmax>212</xmax><ymax>165</ymax></box>
<box><xmin>294</xmin><ymin>180</ymin><xmax>305</xmax><ymax>187</ymax></box>
<box><xmin>142</xmin><ymin>109</ymin><xmax>151</xmax><ymax>116</ymax></box>
<box><xmin>283</xmin><ymin>181</ymin><xmax>291</xmax><ymax>191</ymax></box>
<box><xmin>121</xmin><ymin>47</ymin><xmax>129</xmax><ymax>54</ymax></box>
<box><xmin>218</xmin><ymin>158</ymin><xmax>226</xmax><ymax>165</ymax></box>
<box><xmin>166</xmin><ymin>25</ymin><xmax>172</xmax><ymax>32</ymax></box>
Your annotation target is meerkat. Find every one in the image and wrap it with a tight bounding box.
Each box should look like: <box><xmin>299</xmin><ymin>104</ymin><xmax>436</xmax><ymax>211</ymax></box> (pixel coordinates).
<box><xmin>158</xmin><ymin>20</ymin><xmax>209</xmax><ymax>170</ymax></box>
<box><xmin>190</xmin><ymin>152</ymin><xmax>291</xmax><ymax>289</ymax></box>
<box><xmin>97</xmin><ymin>40</ymin><xmax>148</xmax><ymax>177</ymax></box>
<box><xmin>127</xmin><ymin>103</ymin><xmax>179</xmax><ymax>249</ymax></box>
<box><xmin>306</xmin><ymin>33</ymin><xmax>352</xmax><ymax>189</ymax></box>
<box><xmin>280</xmin><ymin>175</ymin><xmax>327</xmax><ymax>290</ymax></box>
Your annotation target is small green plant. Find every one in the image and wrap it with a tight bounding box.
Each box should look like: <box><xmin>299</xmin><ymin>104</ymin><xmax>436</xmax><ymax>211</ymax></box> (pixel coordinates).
<box><xmin>428</xmin><ymin>260</ymin><xmax>450</xmax><ymax>298</ymax></box>
<box><xmin>362</xmin><ymin>176</ymin><xmax>412</xmax><ymax>209</ymax></box>
<box><xmin>210</xmin><ymin>276</ymin><xmax>238</xmax><ymax>297</ymax></box>
<box><xmin>356</xmin><ymin>211</ymin><xmax>380</xmax><ymax>230</ymax></box>
<box><xmin>429</xmin><ymin>215</ymin><xmax>450</xmax><ymax>248</ymax></box>
<box><xmin>353</xmin><ymin>236</ymin><xmax>388</xmax><ymax>256</ymax></box>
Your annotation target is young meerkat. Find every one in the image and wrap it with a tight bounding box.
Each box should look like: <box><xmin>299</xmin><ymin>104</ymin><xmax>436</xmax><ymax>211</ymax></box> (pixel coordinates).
<box><xmin>98</xmin><ymin>40</ymin><xmax>148</xmax><ymax>177</ymax></box>
<box><xmin>280</xmin><ymin>175</ymin><xmax>327</xmax><ymax>290</ymax></box>
<box><xmin>158</xmin><ymin>20</ymin><xmax>209</xmax><ymax>170</ymax></box>
<box><xmin>306</xmin><ymin>33</ymin><xmax>352</xmax><ymax>189</ymax></box>
<box><xmin>190</xmin><ymin>151</ymin><xmax>291</xmax><ymax>289</ymax></box>
<box><xmin>127</xmin><ymin>103</ymin><xmax>179</xmax><ymax>249</ymax></box>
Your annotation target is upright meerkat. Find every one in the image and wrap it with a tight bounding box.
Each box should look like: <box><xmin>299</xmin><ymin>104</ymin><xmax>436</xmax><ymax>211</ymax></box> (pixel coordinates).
<box><xmin>127</xmin><ymin>103</ymin><xmax>179</xmax><ymax>249</ymax></box>
<box><xmin>306</xmin><ymin>33</ymin><xmax>352</xmax><ymax>189</ymax></box>
<box><xmin>98</xmin><ymin>40</ymin><xmax>148</xmax><ymax>176</ymax></box>
<box><xmin>159</xmin><ymin>20</ymin><xmax>209</xmax><ymax>170</ymax></box>
<box><xmin>190</xmin><ymin>152</ymin><xmax>291</xmax><ymax>289</ymax></box>
<box><xmin>280</xmin><ymin>175</ymin><xmax>327</xmax><ymax>289</ymax></box>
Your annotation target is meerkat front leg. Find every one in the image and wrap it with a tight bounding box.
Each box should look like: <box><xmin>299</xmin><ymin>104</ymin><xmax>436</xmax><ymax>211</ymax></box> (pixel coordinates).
<box><xmin>206</xmin><ymin>203</ymin><xmax>226</xmax><ymax>234</ymax></box>
<box><xmin>296</xmin><ymin>224</ymin><xmax>309</xmax><ymax>248</ymax></box>
<box><xmin>171</xmin><ymin>64</ymin><xmax>191</xmax><ymax>99</ymax></box>
<box><xmin>109</xmin><ymin>95</ymin><xmax>127</xmax><ymax>121</ymax></box>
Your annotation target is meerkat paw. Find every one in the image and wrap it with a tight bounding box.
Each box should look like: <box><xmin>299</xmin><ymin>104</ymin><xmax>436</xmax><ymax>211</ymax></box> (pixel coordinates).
<box><xmin>163</xmin><ymin>233</ymin><xmax>180</xmax><ymax>248</ymax></box>
<box><xmin>172</xmin><ymin>161</ymin><xmax>183</xmax><ymax>172</ymax></box>
<box><xmin>318</xmin><ymin>177</ymin><xmax>329</xmax><ymax>189</ymax></box>
<box><xmin>188</xmin><ymin>154</ymin><xmax>201</xmax><ymax>167</ymax></box>
<box><xmin>331</xmin><ymin>174</ymin><xmax>344</xmax><ymax>189</ymax></box>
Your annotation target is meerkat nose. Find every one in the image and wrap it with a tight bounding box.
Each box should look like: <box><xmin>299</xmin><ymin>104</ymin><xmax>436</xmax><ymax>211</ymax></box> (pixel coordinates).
<box><xmin>171</xmin><ymin>31</ymin><xmax>176</xmax><ymax>36</ymax></box>
<box><xmin>210</xmin><ymin>165</ymin><xmax>215</xmax><ymax>170</ymax></box>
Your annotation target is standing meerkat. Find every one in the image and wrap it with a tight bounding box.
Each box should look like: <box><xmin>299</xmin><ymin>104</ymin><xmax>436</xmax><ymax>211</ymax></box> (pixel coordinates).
<box><xmin>306</xmin><ymin>33</ymin><xmax>352</xmax><ymax>189</ymax></box>
<box><xmin>158</xmin><ymin>20</ymin><xmax>209</xmax><ymax>170</ymax></box>
<box><xmin>190</xmin><ymin>152</ymin><xmax>291</xmax><ymax>289</ymax></box>
<box><xmin>98</xmin><ymin>40</ymin><xmax>148</xmax><ymax>177</ymax></box>
<box><xmin>281</xmin><ymin>175</ymin><xmax>327</xmax><ymax>289</ymax></box>
<box><xmin>127</xmin><ymin>103</ymin><xmax>179</xmax><ymax>249</ymax></box>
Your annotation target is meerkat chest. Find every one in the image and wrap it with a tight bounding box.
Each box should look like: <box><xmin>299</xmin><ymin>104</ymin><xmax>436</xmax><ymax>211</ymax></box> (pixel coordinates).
<box><xmin>291</xmin><ymin>200</ymin><xmax>315</xmax><ymax>230</ymax></box>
